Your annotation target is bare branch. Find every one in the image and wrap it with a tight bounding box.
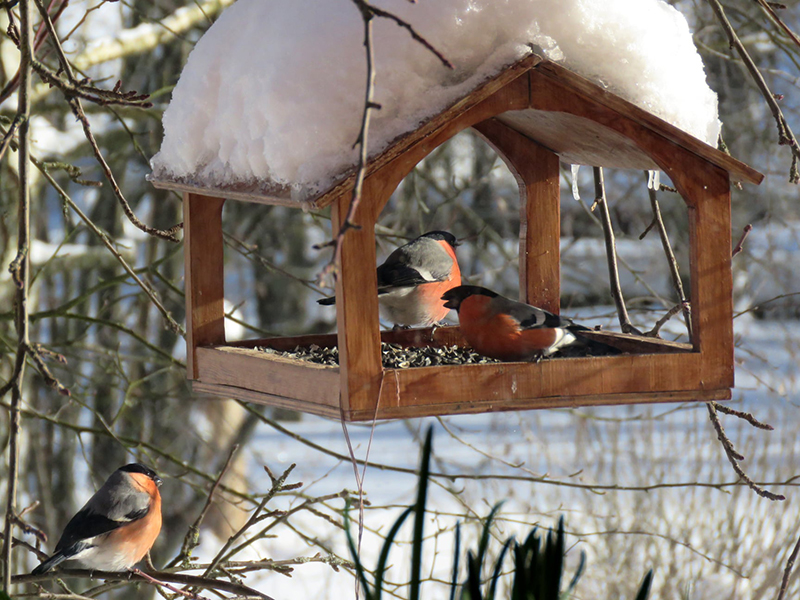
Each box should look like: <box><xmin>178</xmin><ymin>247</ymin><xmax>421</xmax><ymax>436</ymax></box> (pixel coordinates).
<box><xmin>3</xmin><ymin>0</ymin><xmax>32</xmax><ymax>593</ymax></box>
<box><xmin>593</xmin><ymin>167</ymin><xmax>642</xmax><ymax>334</ymax></box>
<box><xmin>706</xmin><ymin>0</ymin><xmax>800</xmax><ymax>183</ymax></box>
<box><xmin>643</xmin><ymin>172</ymin><xmax>692</xmax><ymax>338</ymax></box>
<box><xmin>732</xmin><ymin>223</ymin><xmax>753</xmax><ymax>258</ymax></box>
<box><xmin>706</xmin><ymin>402</ymin><xmax>784</xmax><ymax>501</ymax></box>
<box><xmin>777</xmin><ymin>532</ymin><xmax>800</xmax><ymax>600</ymax></box>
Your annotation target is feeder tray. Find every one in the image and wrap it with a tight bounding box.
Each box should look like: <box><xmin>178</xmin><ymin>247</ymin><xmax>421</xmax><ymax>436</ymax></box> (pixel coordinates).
<box><xmin>150</xmin><ymin>56</ymin><xmax>763</xmax><ymax>421</ymax></box>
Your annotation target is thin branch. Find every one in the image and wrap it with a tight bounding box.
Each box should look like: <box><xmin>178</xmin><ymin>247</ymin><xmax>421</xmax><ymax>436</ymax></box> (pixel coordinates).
<box><xmin>169</xmin><ymin>444</ymin><xmax>240</xmax><ymax>568</ymax></box>
<box><xmin>645</xmin><ymin>302</ymin><xmax>688</xmax><ymax>338</ymax></box>
<box><xmin>777</xmin><ymin>532</ymin><xmax>800</xmax><ymax>600</ymax></box>
<box><xmin>593</xmin><ymin>167</ymin><xmax>642</xmax><ymax>334</ymax></box>
<box><xmin>707</xmin><ymin>0</ymin><xmax>800</xmax><ymax>183</ymax></box>
<box><xmin>0</xmin><ymin>114</ymin><xmax>21</xmax><ymax>163</ymax></box>
<box><xmin>317</xmin><ymin>0</ymin><xmax>453</xmax><ymax>286</ymax></box>
<box><xmin>200</xmin><ymin>464</ymin><xmax>298</xmax><ymax>581</ymax></box>
<box><xmin>732</xmin><ymin>223</ymin><xmax>753</xmax><ymax>258</ymax></box>
<box><xmin>711</xmin><ymin>401</ymin><xmax>774</xmax><ymax>430</ymax></box>
<box><xmin>706</xmin><ymin>402</ymin><xmax>784</xmax><ymax>501</ymax></box>
<box><xmin>13</xmin><ymin>569</ymin><xmax>274</xmax><ymax>600</ymax></box>
<box><xmin>643</xmin><ymin>172</ymin><xmax>692</xmax><ymax>338</ymax></box>
<box><xmin>243</xmin><ymin>404</ymin><xmax>800</xmax><ymax>495</ymax></box>
<box><xmin>3</xmin><ymin>0</ymin><xmax>32</xmax><ymax>593</ymax></box>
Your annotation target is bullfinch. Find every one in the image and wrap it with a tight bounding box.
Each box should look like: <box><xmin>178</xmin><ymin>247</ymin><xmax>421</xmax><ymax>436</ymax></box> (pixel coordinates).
<box><xmin>32</xmin><ymin>463</ymin><xmax>162</xmax><ymax>574</ymax></box>
<box><xmin>318</xmin><ymin>230</ymin><xmax>461</xmax><ymax>327</ymax></box>
<box><xmin>441</xmin><ymin>285</ymin><xmax>618</xmax><ymax>361</ymax></box>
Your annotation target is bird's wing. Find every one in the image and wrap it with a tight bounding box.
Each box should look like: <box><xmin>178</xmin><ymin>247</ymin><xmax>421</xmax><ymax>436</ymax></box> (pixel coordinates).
<box><xmin>377</xmin><ymin>239</ymin><xmax>453</xmax><ymax>290</ymax></box>
<box><xmin>54</xmin><ymin>471</ymin><xmax>153</xmax><ymax>553</ymax></box>
<box><xmin>53</xmin><ymin>509</ymin><xmax>125</xmax><ymax>552</ymax></box>
<box><xmin>492</xmin><ymin>296</ymin><xmax>574</xmax><ymax>330</ymax></box>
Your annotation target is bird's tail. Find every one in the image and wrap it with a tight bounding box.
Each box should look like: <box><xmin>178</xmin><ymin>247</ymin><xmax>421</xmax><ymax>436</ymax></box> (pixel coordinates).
<box><xmin>316</xmin><ymin>296</ymin><xmax>336</xmax><ymax>306</ymax></box>
<box><xmin>32</xmin><ymin>552</ymin><xmax>68</xmax><ymax>575</ymax></box>
<box><xmin>566</xmin><ymin>326</ymin><xmax>622</xmax><ymax>356</ymax></box>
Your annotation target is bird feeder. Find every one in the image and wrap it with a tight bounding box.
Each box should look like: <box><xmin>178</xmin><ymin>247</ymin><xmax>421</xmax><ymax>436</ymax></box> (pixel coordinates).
<box><xmin>150</xmin><ymin>56</ymin><xmax>762</xmax><ymax>421</ymax></box>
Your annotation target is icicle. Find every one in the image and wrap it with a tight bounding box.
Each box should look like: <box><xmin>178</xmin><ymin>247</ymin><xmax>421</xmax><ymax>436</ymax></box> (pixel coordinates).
<box><xmin>570</xmin><ymin>164</ymin><xmax>581</xmax><ymax>201</ymax></box>
<box><xmin>647</xmin><ymin>170</ymin><xmax>661</xmax><ymax>191</ymax></box>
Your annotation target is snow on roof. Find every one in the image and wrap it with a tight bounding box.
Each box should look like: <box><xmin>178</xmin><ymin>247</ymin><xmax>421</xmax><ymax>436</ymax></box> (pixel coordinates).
<box><xmin>149</xmin><ymin>0</ymin><xmax>721</xmax><ymax>202</ymax></box>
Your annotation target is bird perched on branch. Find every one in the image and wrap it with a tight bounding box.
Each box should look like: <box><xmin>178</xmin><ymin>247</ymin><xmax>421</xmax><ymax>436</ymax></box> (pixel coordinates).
<box><xmin>441</xmin><ymin>285</ymin><xmax>618</xmax><ymax>361</ymax></box>
<box><xmin>32</xmin><ymin>463</ymin><xmax>162</xmax><ymax>574</ymax></box>
<box><xmin>318</xmin><ymin>230</ymin><xmax>461</xmax><ymax>327</ymax></box>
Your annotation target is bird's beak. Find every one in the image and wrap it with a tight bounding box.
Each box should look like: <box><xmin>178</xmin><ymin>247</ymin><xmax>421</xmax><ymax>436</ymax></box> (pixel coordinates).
<box><xmin>441</xmin><ymin>293</ymin><xmax>458</xmax><ymax>309</ymax></box>
<box><xmin>154</xmin><ymin>475</ymin><xmax>163</xmax><ymax>487</ymax></box>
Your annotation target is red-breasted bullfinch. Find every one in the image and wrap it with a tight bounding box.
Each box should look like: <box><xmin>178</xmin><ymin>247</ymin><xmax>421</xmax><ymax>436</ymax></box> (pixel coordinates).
<box><xmin>32</xmin><ymin>463</ymin><xmax>162</xmax><ymax>574</ymax></box>
<box><xmin>441</xmin><ymin>285</ymin><xmax>618</xmax><ymax>361</ymax></box>
<box><xmin>318</xmin><ymin>231</ymin><xmax>462</xmax><ymax>327</ymax></box>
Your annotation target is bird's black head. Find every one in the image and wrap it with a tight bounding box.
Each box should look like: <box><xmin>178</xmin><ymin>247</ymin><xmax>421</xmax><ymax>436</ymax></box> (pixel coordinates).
<box><xmin>441</xmin><ymin>285</ymin><xmax>498</xmax><ymax>310</ymax></box>
<box><xmin>120</xmin><ymin>463</ymin><xmax>162</xmax><ymax>487</ymax></box>
<box><xmin>421</xmin><ymin>231</ymin><xmax>459</xmax><ymax>248</ymax></box>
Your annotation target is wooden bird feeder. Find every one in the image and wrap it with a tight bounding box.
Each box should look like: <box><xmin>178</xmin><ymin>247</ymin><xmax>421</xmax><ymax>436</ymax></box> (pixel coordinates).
<box><xmin>150</xmin><ymin>56</ymin><xmax>763</xmax><ymax>421</ymax></box>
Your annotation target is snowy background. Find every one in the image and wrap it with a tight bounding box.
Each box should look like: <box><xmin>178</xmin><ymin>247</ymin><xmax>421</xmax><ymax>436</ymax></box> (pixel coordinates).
<box><xmin>1</xmin><ymin>0</ymin><xmax>799</xmax><ymax>599</ymax></box>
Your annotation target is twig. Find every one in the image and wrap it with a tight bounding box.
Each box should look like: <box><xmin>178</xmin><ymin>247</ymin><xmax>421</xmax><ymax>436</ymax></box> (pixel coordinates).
<box><xmin>3</xmin><ymin>0</ymin><xmax>32</xmax><ymax>593</ymax></box>
<box><xmin>243</xmin><ymin>405</ymin><xmax>800</xmax><ymax>494</ymax></box>
<box><xmin>30</xmin><ymin>0</ymin><xmax>182</xmax><ymax>241</ymax></box>
<box><xmin>754</xmin><ymin>0</ymin><xmax>800</xmax><ymax>51</ymax></box>
<box><xmin>777</xmin><ymin>532</ymin><xmax>800</xmax><ymax>600</ymax></box>
<box><xmin>131</xmin><ymin>569</ymin><xmax>211</xmax><ymax>600</ymax></box>
<box><xmin>0</xmin><ymin>114</ymin><xmax>21</xmax><ymax>163</ymax></box>
<box><xmin>711</xmin><ymin>401</ymin><xmax>774</xmax><ymax>430</ymax></box>
<box><xmin>593</xmin><ymin>167</ymin><xmax>642</xmax><ymax>334</ymax></box>
<box><xmin>706</xmin><ymin>402</ymin><xmax>784</xmax><ymax>501</ymax></box>
<box><xmin>33</xmin><ymin>163</ymin><xmax>184</xmax><ymax>335</ymax></box>
<box><xmin>200</xmin><ymin>464</ymin><xmax>298</xmax><ymax>581</ymax></box>
<box><xmin>170</xmin><ymin>444</ymin><xmax>240</xmax><ymax>568</ymax></box>
<box><xmin>706</xmin><ymin>0</ymin><xmax>800</xmax><ymax>183</ymax></box>
<box><xmin>645</xmin><ymin>302</ymin><xmax>687</xmax><ymax>338</ymax></box>
<box><xmin>317</xmin><ymin>0</ymin><xmax>452</xmax><ymax>286</ymax></box>
<box><xmin>14</xmin><ymin>568</ymin><xmax>274</xmax><ymax>599</ymax></box>
<box><xmin>643</xmin><ymin>172</ymin><xmax>692</xmax><ymax>338</ymax></box>
<box><xmin>732</xmin><ymin>223</ymin><xmax>753</xmax><ymax>258</ymax></box>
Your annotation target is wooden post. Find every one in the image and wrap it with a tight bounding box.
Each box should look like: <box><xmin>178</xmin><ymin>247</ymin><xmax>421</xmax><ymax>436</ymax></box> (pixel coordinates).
<box><xmin>675</xmin><ymin>166</ymin><xmax>734</xmax><ymax>388</ymax></box>
<box><xmin>473</xmin><ymin>119</ymin><xmax>561</xmax><ymax>313</ymax></box>
<box><xmin>332</xmin><ymin>185</ymin><xmax>383</xmax><ymax>417</ymax></box>
<box><xmin>184</xmin><ymin>192</ymin><xmax>226</xmax><ymax>379</ymax></box>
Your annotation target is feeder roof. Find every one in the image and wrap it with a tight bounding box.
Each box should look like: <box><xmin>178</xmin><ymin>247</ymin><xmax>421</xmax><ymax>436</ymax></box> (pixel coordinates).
<box><xmin>150</xmin><ymin>55</ymin><xmax>762</xmax><ymax>208</ymax></box>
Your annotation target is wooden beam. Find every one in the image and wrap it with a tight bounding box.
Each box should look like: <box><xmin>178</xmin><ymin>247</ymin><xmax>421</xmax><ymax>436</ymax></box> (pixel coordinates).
<box><xmin>332</xmin><ymin>183</ymin><xmax>383</xmax><ymax>415</ymax></box>
<box><xmin>195</xmin><ymin>346</ymin><xmax>340</xmax><ymax>408</ymax></box>
<box><xmin>351</xmin><ymin>387</ymin><xmax>729</xmax><ymax>421</ymax></box>
<box><xmin>474</xmin><ymin>118</ymin><xmax>561</xmax><ymax>312</ymax></box>
<box><xmin>682</xmin><ymin>165</ymin><xmax>734</xmax><ymax>388</ymax></box>
<box><xmin>183</xmin><ymin>192</ymin><xmax>226</xmax><ymax>379</ymax></box>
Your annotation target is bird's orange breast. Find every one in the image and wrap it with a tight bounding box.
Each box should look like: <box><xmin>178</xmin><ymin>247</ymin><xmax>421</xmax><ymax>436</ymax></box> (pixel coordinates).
<box><xmin>458</xmin><ymin>296</ymin><xmax>558</xmax><ymax>361</ymax></box>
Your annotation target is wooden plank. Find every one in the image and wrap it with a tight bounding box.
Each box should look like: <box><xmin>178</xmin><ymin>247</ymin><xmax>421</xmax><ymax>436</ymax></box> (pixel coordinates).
<box><xmin>332</xmin><ymin>184</ymin><xmax>383</xmax><ymax>415</ymax></box>
<box><xmin>373</xmin><ymin>352</ymin><xmax>709</xmax><ymax>416</ymax></box>
<box><xmin>496</xmin><ymin>109</ymin><xmax>659</xmax><ymax>171</ymax></box>
<box><xmin>195</xmin><ymin>346</ymin><xmax>341</xmax><ymax>408</ymax></box>
<box><xmin>473</xmin><ymin>118</ymin><xmax>561</xmax><ymax>312</ymax></box>
<box><xmin>316</xmin><ymin>57</ymin><xmax>536</xmax><ymax>211</ymax></box>
<box><xmin>192</xmin><ymin>381</ymin><xmax>342</xmax><ymax>420</ymax></box>
<box><xmin>350</xmin><ymin>387</ymin><xmax>729</xmax><ymax>421</ymax></box>
<box><xmin>682</xmin><ymin>165</ymin><xmax>735</xmax><ymax>389</ymax></box>
<box><xmin>577</xmin><ymin>330</ymin><xmax>692</xmax><ymax>354</ymax></box>
<box><xmin>533</xmin><ymin>61</ymin><xmax>763</xmax><ymax>185</ymax></box>
<box><xmin>184</xmin><ymin>193</ymin><xmax>226</xmax><ymax>379</ymax></box>
<box><xmin>151</xmin><ymin>178</ymin><xmax>299</xmax><ymax>208</ymax></box>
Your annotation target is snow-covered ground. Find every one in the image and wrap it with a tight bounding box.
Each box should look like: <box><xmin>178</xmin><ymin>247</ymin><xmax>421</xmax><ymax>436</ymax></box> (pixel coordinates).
<box><xmin>183</xmin><ymin>315</ymin><xmax>800</xmax><ymax>600</ymax></box>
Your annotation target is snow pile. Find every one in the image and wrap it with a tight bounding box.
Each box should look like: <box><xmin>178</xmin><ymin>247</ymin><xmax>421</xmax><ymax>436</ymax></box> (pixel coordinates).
<box><xmin>151</xmin><ymin>0</ymin><xmax>721</xmax><ymax>199</ymax></box>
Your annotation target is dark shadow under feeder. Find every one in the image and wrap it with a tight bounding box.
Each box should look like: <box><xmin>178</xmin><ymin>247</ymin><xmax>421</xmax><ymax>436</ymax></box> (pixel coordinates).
<box><xmin>150</xmin><ymin>56</ymin><xmax>763</xmax><ymax>421</ymax></box>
